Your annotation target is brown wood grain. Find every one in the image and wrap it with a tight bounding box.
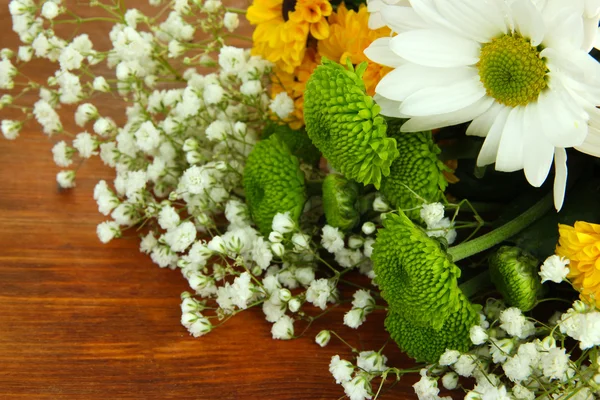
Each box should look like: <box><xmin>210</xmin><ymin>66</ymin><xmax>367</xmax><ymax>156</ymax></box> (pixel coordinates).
<box><xmin>0</xmin><ymin>2</ymin><xmax>419</xmax><ymax>399</ymax></box>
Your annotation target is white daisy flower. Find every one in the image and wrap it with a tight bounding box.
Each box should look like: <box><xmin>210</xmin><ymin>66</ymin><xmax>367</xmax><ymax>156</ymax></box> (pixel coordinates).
<box><xmin>366</xmin><ymin>0</ymin><xmax>600</xmax><ymax>210</ymax></box>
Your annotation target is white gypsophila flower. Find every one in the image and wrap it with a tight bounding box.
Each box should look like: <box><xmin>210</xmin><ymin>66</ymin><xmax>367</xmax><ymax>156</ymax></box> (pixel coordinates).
<box><xmin>124</xmin><ymin>170</ymin><xmax>147</xmax><ymax>199</ymax></box>
<box><xmin>321</xmin><ymin>225</ymin><xmax>344</xmax><ymax>253</ymax></box>
<box><xmin>329</xmin><ymin>355</ymin><xmax>354</xmax><ymax>384</ymax></box>
<box><xmin>263</xmin><ymin>298</ymin><xmax>286</xmax><ymax>322</ymax></box>
<box><xmin>203</xmin><ymin>0</ymin><xmax>222</xmax><ymax>12</ymax></box>
<box><xmin>342</xmin><ymin>375</ymin><xmax>372</xmax><ymax>400</ymax></box>
<box><xmin>306</xmin><ymin>278</ymin><xmax>335</xmax><ymax>310</ymax></box>
<box><xmin>203</xmin><ymin>83</ymin><xmax>224</xmax><ymax>104</ymax></box>
<box><xmin>541</xmin><ymin>347</ymin><xmax>570</xmax><ymax>381</ymax></box>
<box><xmin>96</xmin><ymin>221</ymin><xmax>120</xmax><ymax>243</ymax></box>
<box><xmin>56</xmin><ymin>71</ymin><xmax>82</xmax><ymax>104</ymax></box>
<box><xmin>33</xmin><ymin>99</ymin><xmax>62</xmax><ymax>135</ymax></box>
<box><xmin>51</xmin><ymin>141</ymin><xmax>73</xmax><ymax>167</ymax></box>
<box><xmin>512</xmin><ymin>384</ymin><xmax>534</xmax><ymax>400</ymax></box>
<box><xmin>441</xmin><ymin>372</ymin><xmax>458</xmax><ymax>390</ymax></box>
<box><xmin>347</xmin><ymin>236</ymin><xmax>364</xmax><ymax>249</ymax></box>
<box><xmin>2</xmin><ymin>119</ymin><xmax>23</xmax><ymax>140</ymax></box>
<box><xmin>58</xmin><ymin>46</ymin><xmax>83</xmax><ymax>71</ymax></box>
<box><xmin>251</xmin><ymin>237</ymin><xmax>273</xmax><ymax>270</ymax></box>
<box><xmin>413</xmin><ymin>371</ymin><xmax>439</xmax><ymax>400</ymax></box>
<box><xmin>539</xmin><ymin>254</ymin><xmax>570</xmax><ymax>283</ymax></box>
<box><xmin>111</xmin><ymin>202</ymin><xmax>135</xmax><ymax>226</ymax></box>
<box><xmin>365</xmin><ymin>0</ymin><xmax>600</xmax><ymax>210</ymax></box>
<box><xmin>295</xmin><ymin>267</ymin><xmax>316</xmax><ymax>286</ymax></box>
<box><xmin>352</xmin><ymin>289</ymin><xmax>375</xmax><ymax>310</ymax></box>
<box><xmin>315</xmin><ymin>330</ymin><xmax>331</xmax><ymax>347</ymax></box>
<box><xmin>438</xmin><ymin>349</ymin><xmax>460</xmax><ymax>366</ymax></box>
<box><xmin>165</xmin><ymin>221</ymin><xmax>197</xmax><ymax>252</ymax></box>
<box><xmin>17</xmin><ymin>46</ymin><xmax>32</xmax><ymax>62</ymax></box>
<box><xmin>180</xmin><ymin>293</ymin><xmax>203</xmax><ymax>313</ymax></box>
<box><xmin>218</xmin><ymin>45</ymin><xmax>247</xmax><ymax>75</ymax></box>
<box><xmin>559</xmin><ymin>307</ymin><xmax>600</xmax><ymax>349</ymax></box>
<box><xmin>72</xmin><ymin>132</ymin><xmax>97</xmax><ymax>158</ymax></box>
<box><xmin>271</xmin><ymin>242</ymin><xmax>285</xmax><ymax>257</ymax></box>
<box><xmin>361</xmin><ymin>222</ymin><xmax>376</xmax><ymax>236</ymax></box>
<box><xmin>453</xmin><ymin>354</ymin><xmax>477</xmax><ymax>377</ymax></box>
<box><xmin>502</xmin><ymin>354</ymin><xmax>532</xmax><ymax>382</ymax></box>
<box><xmin>489</xmin><ymin>338</ymin><xmax>515</xmax><ymax>364</ymax></box>
<box><xmin>271</xmin><ymin>314</ymin><xmax>294</xmax><ymax>340</ymax></box>
<box><xmin>223</xmin><ymin>12</ymin><xmax>239</xmax><ymax>32</ymax></box>
<box><xmin>426</xmin><ymin>217</ymin><xmax>457</xmax><ymax>245</ymax></box>
<box><xmin>240</xmin><ymin>80</ymin><xmax>262</xmax><ymax>97</ymax></box>
<box><xmin>343</xmin><ymin>308</ymin><xmax>366</xmax><ymax>329</ymax></box>
<box><xmin>420</xmin><ymin>202</ymin><xmax>445</xmax><ymax>227</ymax></box>
<box><xmin>229</xmin><ymin>272</ymin><xmax>254</xmax><ymax>310</ymax></box>
<box><xmin>335</xmin><ymin>248</ymin><xmax>364</xmax><ymax>268</ymax></box>
<box><xmin>158</xmin><ymin>205</ymin><xmax>180</xmax><ymax>230</ymax></box>
<box><xmin>470</xmin><ymin>325</ymin><xmax>489</xmax><ymax>345</ymax></box>
<box><xmin>205</xmin><ymin>120</ymin><xmax>228</xmax><ymax>141</ymax></box>
<box><xmin>41</xmin><ymin>1</ymin><xmax>60</xmax><ymax>20</ymax></box>
<box><xmin>9</xmin><ymin>0</ymin><xmax>34</xmax><ymax>16</ymax></box>
<box><xmin>0</xmin><ymin>58</ymin><xmax>17</xmax><ymax>89</ymax></box>
<box><xmin>135</xmin><ymin>121</ymin><xmax>161</xmax><ymax>153</ymax></box>
<box><xmin>272</xmin><ymin>212</ymin><xmax>295</xmax><ymax>233</ymax></box>
<box><xmin>93</xmin><ymin>76</ymin><xmax>110</xmax><ymax>92</ymax></box>
<box><xmin>225</xmin><ymin>199</ymin><xmax>250</xmax><ymax>227</ymax></box>
<box><xmin>93</xmin><ymin>180</ymin><xmax>119</xmax><ymax>215</ymax></box>
<box><xmin>99</xmin><ymin>142</ymin><xmax>118</xmax><ymax>167</ymax></box>
<box><xmin>291</xmin><ymin>232</ymin><xmax>310</xmax><ymax>251</ymax></box>
<box><xmin>181</xmin><ymin>311</ymin><xmax>212</xmax><ymax>337</ymax></box>
<box><xmin>74</xmin><ymin>103</ymin><xmax>98</xmax><ymax>127</ymax></box>
<box><xmin>499</xmin><ymin>307</ymin><xmax>528</xmax><ymax>338</ymax></box>
<box><xmin>363</xmin><ymin>238</ymin><xmax>375</xmax><ymax>258</ymax></box>
<box><xmin>372</xmin><ymin>195</ymin><xmax>389</xmax><ymax>212</ymax></box>
<box><xmin>140</xmin><ymin>232</ymin><xmax>158</xmax><ymax>254</ymax></box>
<box><xmin>56</xmin><ymin>170</ymin><xmax>76</xmax><ymax>188</ymax></box>
<box><xmin>357</xmin><ymin>350</ymin><xmax>387</xmax><ymax>373</ymax></box>
<box><xmin>269</xmin><ymin>92</ymin><xmax>295</xmax><ymax>120</ymax></box>
<box><xmin>168</xmin><ymin>40</ymin><xmax>185</xmax><ymax>58</ymax></box>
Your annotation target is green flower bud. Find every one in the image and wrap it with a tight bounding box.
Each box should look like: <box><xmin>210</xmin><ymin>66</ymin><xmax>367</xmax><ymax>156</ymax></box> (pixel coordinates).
<box><xmin>304</xmin><ymin>58</ymin><xmax>399</xmax><ymax>188</ymax></box>
<box><xmin>243</xmin><ymin>134</ymin><xmax>306</xmax><ymax>236</ymax></box>
<box><xmin>262</xmin><ymin>122</ymin><xmax>321</xmax><ymax>166</ymax></box>
<box><xmin>380</xmin><ymin>121</ymin><xmax>449</xmax><ymax>221</ymax></box>
<box><xmin>322</xmin><ymin>173</ymin><xmax>360</xmax><ymax>232</ymax></box>
<box><xmin>489</xmin><ymin>246</ymin><xmax>543</xmax><ymax>312</ymax></box>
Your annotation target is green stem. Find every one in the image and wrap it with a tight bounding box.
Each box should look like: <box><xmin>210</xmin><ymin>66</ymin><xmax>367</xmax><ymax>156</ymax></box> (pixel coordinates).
<box><xmin>447</xmin><ymin>192</ymin><xmax>553</xmax><ymax>262</ymax></box>
<box><xmin>458</xmin><ymin>270</ymin><xmax>491</xmax><ymax>298</ymax></box>
<box><xmin>225</xmin><ymin>7</ymin><xmax>247</xmax><ymax>14</ymax></box>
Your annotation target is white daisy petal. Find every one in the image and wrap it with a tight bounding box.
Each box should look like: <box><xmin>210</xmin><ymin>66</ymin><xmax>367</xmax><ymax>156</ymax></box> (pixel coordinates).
<box><xmin>523</xmin><ymin>105</ymin><xmax>555</xmax><ymax>187</ymax></box>
<box><xmin>364</xmin><ymin>37</ymin><xmax>406</xmax><ymax>68</ymax></box>
<box><xmin>389</xmin><ymin>30</ymin><xmax>480</xmax><ymax>68</ymax></box>
<box><xmin>401</xmin><ymin>96</ymin><xmax>493</xmax><ymax>132</ymax></box>
<box><xmin>553</xmin><ymin>147</ymin><xmax>568</xmax><ymax>211</ymax></box>
<box><xmin>466</xmin><ymin>102</ymin><xmax>504</xmax><ymax>137</ymax></box>
<box><xmin>380</xmin><ymin>3</ymin><xmax>428</xmax><ymax>33</ymax></box>
<box><xmin>576</xmin><ymin>126</ymin><xmax>600</xmax><ymax>157</ymax></box>
<box><xmin>543</xmin><ymin>11</ymin><xmax>584</xmax><ymax>50</ymax></box>
<box><xmin>375</xmin><ymin>64</ymin><xmax>476</xmax><ymax>102</ymax></box>
<box><xmin>495</xmin><ymin>107</ymin><xmax>525</xmax><ymax>172</ymax></box>
<box><xmin>433</xmin><ymin>0</ymin><xmax>507</xmax><ymax>42</ymax></box>
<box><xmin>476</xmin><ymin>106</ymin><xmax>510</xmax><ymax>167</ymax></box>
<box><xmin>400</xmin><ymin>76</ymin><xmax>485</xmax><ymax>116</ymax></box>
<box><xmin>537</xmin><ymin>90</ymin><xmax>588</xmax><ymax>148</ymax></box>
<box><xmin>373</xmin><ymin>94</ymin><xmax>404</xmax><ymax>118</ymax></box>
<box><xmin>511</xmin><ymin>0</ymin><xmax>546</xmax><ymax>46</ymax></box>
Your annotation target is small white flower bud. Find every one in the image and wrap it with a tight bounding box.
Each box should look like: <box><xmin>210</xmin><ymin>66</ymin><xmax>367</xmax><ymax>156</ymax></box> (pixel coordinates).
<box><xmin>271</xmin><ymin>242</ymin><xmax>285</xmax><ymax>257</ymax></box>
<box><xmin>288</xmin><ymin>297</ymin><xmax>301</xmax><ymax>312</ymax></box>
<box><xmin>347</xmin><ymin>235</ymin><xmax>364</xmax><ymax>249</ymax></box>
<box><xmin>269</xmin><ymin>231</ymin><xmax>283</xmax><ymax>243</ymax></box>
<box><xmin>315</xmin><ymin>330</ymin><xmax>331</xmax><ymax>347</ymax></box>
<box><xmin>373</xmin><ymin>196</ymin><xmax>390</xmax><ymax>212</ymax></box>
<box><xmin>278</xmin><ymin>288</ymin><xmax>292</xmax><ymax>303</ymax></box>
<box><xmin>361</xmin><ymin>222</ymin><xmax>376</xmax><ymax>235</ymax></box>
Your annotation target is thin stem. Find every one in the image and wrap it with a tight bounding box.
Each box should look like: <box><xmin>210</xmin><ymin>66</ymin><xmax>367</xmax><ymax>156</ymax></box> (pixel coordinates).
<box><xmin>447</xmin><ymin>192</ymin><xmax>553</xmax><ymax>262</ymax></box>
<box><xmin>458</xmin><ymin>270</ymin><xmax>491</xmax><ymax>298</ymax></box>
<box><xmin>225</xmin><ymin>7</ymin><xmax>247</xmax><ymax>14</ymax></box>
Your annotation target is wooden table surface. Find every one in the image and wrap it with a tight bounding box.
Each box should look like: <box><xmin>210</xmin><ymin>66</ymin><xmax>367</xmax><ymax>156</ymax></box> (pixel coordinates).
<box><xmin>0</xmin><ymin>2</ymin><xmax>417</xmax><ymax>399</ymax></box>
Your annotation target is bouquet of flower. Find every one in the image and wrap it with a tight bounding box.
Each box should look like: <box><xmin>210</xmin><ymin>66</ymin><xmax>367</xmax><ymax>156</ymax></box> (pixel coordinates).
<box><xmin>3</xmin><ymin>0</ymin><xmax>600</xmax><ymax>398</ymax></box>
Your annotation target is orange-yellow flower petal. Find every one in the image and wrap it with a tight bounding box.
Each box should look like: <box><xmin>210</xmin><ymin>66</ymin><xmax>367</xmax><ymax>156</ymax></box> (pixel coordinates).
<box><xmin>317</xmin><ymin>3</ymin><xmax>392</xmax><ymax>96</ymax></box>
<box><xmin>556</xmin><ymin>221</ymin><xmax>600</xmax><ymax>308</ymax></box>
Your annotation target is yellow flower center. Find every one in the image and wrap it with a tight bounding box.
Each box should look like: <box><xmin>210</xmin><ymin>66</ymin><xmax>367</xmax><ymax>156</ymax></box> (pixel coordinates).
<box><xmin>477</xmin><ymin>35</ymin><xmax>548</xmax><ymax>107</ymax></box>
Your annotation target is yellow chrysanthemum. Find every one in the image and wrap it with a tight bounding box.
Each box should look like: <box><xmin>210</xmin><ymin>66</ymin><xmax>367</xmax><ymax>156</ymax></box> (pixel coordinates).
<box><xmin>271</xmin><ymin>48</ymin><xmax>319</xmax><ymax>129</ymax></box>
<box><xmin>556</xmin><ymin>221</ymin><xmax>600</xmax><ymax>307</ymax></box>
<box><xmin>317</xmin><ymin>3</ymin><xmax>391</xmax><ymax>96</ymax></box>
<box><xmin>247</xmin><ymin>0</ymin><xmax>332</xmax><ymax>73</ymax></box>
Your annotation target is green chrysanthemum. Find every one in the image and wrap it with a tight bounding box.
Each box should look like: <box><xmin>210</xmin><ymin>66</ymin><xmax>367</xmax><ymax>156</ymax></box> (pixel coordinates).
<box><xmin>322</xmin><ymin>173</ymin><xmax>360</xmax><ymax>232</ymax></box>
<box><xmin>263</xmin><ymin>123</ymin><xmax>321</xmax><ymax>166</ymax></box>
<box><xmin>243</xmin><ymin>134</ymin><xmax>306</xmax><ymax>235</ymax></box>
<box><xmin>385</xmin><ymin>292</ymin><xmax>480</xmax><ymax>363</ymax></box>
<box><xmin>372</xmin><ymin>212</ymin><xmax>462</xmax><ymax>329</ymax></box>
<box><xmin>380</xmin><ymin>121</ymin><xmax>448</xmax><ymax>221</ymax></box>
<box><xmin>304</xmin><ymin>58</ymin><xmax>399</xmax><ymax>189</ymax></box>
<box><xmin>489</xmin><ymin>246</ymin><xmax>543</xmax><ymax>312</ymax></box>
